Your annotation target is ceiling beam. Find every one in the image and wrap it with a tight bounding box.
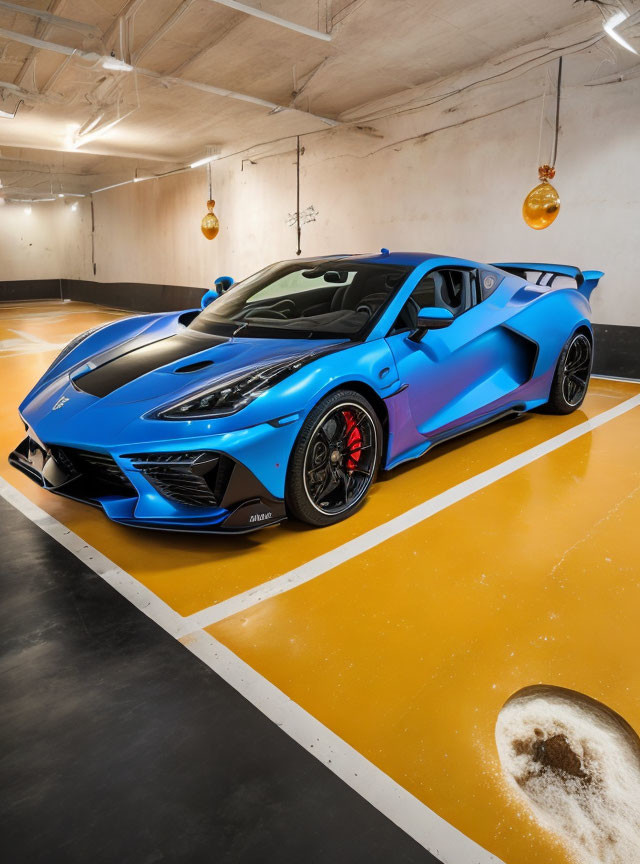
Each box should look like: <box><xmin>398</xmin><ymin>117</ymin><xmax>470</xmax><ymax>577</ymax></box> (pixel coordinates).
<box><xmin>339</xmin><ymin>17</ymin><xmax>606</xmax><ymax>125</ymax></box>
<box><xmin>0</xmin><ymin>77</ymin><xmax>64</xmax><ymax>103</ymax></box>
<box><xmin>102</xmin><ymin>0</ymin><xmax>147</xmax><ymax>45</ymax></box>
<box><xmin>0</xmin><ymin>29</ymin><xmax>339</xmax><ymax>126</ymax></box>
<box><xmin>11</xmin><ymin>0</ymin><xmax>82</xmax><ymax>89</ymax></box>
<box><xmin>0</xmin><ymin>1</ymin><xmax>102</xmax><ymax>38</ymax></box>
<box><xmin>131</xmin><ymin>0</ymin><xmax>197</xmax><ymax>64</ymax></box>
<box><xmin>0</xmin><ymin>26</ymin><xmax>83</xmax><ymax>57</ymax></box>
<box><xmin>204</xmin><ymin>0</ymin><xmax>332</xmax><ymax>41</ymax></box>
<box><xmin>152</xmin><ymin>68</ymin><xmax>338</xmax><ymax>125</ymax></box>
<box><xmin>170</xmin><ymin>13</ymin><xmax>244</xmax><ymax>76</ymax></box>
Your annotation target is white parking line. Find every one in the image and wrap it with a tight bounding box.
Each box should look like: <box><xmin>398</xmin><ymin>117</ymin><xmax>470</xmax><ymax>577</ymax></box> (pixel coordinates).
<box><xmin>178</xmin><ymin>392</ymin><xmax>640</xmax><ymax>632</ymax></box>
<box><xmin>0</xmin><ymin>477</ymin><xmax>184</xmax><ymax>639</ymax></box>
<box><xmin>183</xmin><ymin>629</ymin><xmax>505</xmax><ymax>864</ymax></box>
<box><xmin>1</xmin><ymin>388</ymin><xmax>638</xmax><ymax>864</ymax></box>
<box><xmin>592</xmin><ymin>374</ymin><xmax>640</xmax><ymax>384</ymax></box>
<box><xmin>0</xmin><ymin>475</ymin><xmax>504</xmax><ymax>864</ymax></box>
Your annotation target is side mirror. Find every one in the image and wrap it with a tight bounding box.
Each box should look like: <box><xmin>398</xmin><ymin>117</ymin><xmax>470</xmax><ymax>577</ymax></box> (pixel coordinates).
<box><xmin>200</xmin><ymin>289</ymin><xmax>218</xmax><ymax>310</ymax></box>
<box><xmin>201</xmin><ymin>276</ymin><xmax>234</xmax><ymax>310</ymax></box>
<box><xmin>409</xmin><ymin>306</ymin><xmax>454</xmax><ymax>342</ymax></box>
<box><xmin>214</xmin><ymin>275</ymin><xmax>234</xmax><ymax>293</ymax></box>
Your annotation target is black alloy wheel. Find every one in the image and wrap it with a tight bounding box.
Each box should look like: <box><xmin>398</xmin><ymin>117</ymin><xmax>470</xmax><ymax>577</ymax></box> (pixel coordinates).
<box><xmin>286</xmin><ymin>390</ymin><xmax>381</xmax><ymax>526</ymax></box>
<box><xmin>545</xmin><ymin>331</ymin><xmax>593</xmax><ymax>414</ymax></box>
<box><xmin>562</xmin><ymin>333</ymin><xmax>592</xmax><ymax>407</ymax></box>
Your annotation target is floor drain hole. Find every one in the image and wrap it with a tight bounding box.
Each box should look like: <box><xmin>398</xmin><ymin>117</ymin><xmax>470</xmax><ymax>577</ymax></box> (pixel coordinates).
<box><xmin>496</xmin><ymin>685</ymin><xmax>640</xmax><ymax>863</ymax></box>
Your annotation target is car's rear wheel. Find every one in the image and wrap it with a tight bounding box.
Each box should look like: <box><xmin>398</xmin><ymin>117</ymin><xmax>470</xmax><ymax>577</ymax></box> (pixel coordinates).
<box><xmin>286</xmin><ymin>390</ymin><xmax>382</xmax><ymax>527</ymax></box>
<box><xmin>545</xmin><ymin>331</ymin><xmax>592</xmax><ymax>414</ymax></box>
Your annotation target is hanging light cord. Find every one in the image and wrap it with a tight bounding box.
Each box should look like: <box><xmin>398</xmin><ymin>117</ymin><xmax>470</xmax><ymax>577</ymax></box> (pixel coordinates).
<box><xmin>207</xmin><ymin>160</ymin><xmax>212</xmax><ymax>200</ymax></box>
<box><xmin>551</xmin><ymin>56</ymin><xmax>563</xmax><ymax>168</ymax></box>
<box><xmin>295</xmin><ymin>135</ymin><xmax>301</xmax><ymax>256</ymax></box>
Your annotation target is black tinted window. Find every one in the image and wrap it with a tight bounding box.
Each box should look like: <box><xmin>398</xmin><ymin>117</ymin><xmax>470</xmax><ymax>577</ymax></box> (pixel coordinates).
<box><xmin>441</xmin><ymin>271</ymin><xmax>464</xmax><ymax>308</ymax></box>
<box><xmin>389</xmin><ymin>268</ymin><xmax>475</xmax><ymax>335</ymax></box>
<box><xmin>412</xmin><ymin>275</ymin><xmax>436</xmax><ymax>308</ymax></box>
<box><xmin>190</xmin><ymin>260</ymin><xmax>410</xmax><ymax>340</ymax></box>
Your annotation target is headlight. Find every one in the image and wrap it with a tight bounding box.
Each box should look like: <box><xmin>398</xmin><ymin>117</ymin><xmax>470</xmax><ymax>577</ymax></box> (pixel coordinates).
<box><xmin>155</xmin><ymin>357</ymin><xmax>307</xmax><ymax>420</ymax></box>
<box><xmin>42</xmin><ymin>324</ymin><xmax>107</xmax><ymax>377</ymax></box>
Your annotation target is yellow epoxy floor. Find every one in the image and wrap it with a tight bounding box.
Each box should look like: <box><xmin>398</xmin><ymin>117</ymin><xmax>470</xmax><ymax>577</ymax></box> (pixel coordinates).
<box><xmin>1</xmin><ymin>301</ymin><xmax>638</xmax><ymax>618</ymax></box>
<box><xmin>210</xmin><ymin>407</ymin><xmax>640</xmax><ymax>864</ymax></box>
<box><xmin>3</xmin><ymin>299</ymin><xmax>640</xmax><ymax>863</ymax></box>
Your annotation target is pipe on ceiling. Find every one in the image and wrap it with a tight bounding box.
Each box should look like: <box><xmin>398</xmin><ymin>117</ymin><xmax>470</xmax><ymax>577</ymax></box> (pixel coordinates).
<box><xmin>204</xmin><ymin>0</ymin><xmax>332</xmax><ymax>42</ymax></box>
<box><xmin>0</xmin><ymin>28</ymin><xmax>339</xmax><ymax>127</ymax></box>
<box><xmin>0</xmin><ymin>1</ymin><xmax>103</xmax><ymax>38</ymax></box>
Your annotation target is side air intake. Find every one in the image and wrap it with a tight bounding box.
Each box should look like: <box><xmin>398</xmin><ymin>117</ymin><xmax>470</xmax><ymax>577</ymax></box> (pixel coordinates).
<box><xmin>124</xmin><ymin>451</ymin><xmax>233</xmax><ymax>508</ymax></box>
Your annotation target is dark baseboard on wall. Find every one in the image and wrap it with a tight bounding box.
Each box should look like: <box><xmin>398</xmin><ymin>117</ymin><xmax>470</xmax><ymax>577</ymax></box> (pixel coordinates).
<box><xmin>1</xmin><ymin>279</ymin><xmax>639</xmax><ymax>379</ymax></box>
<box><xmin>1</xmin><ymin>277</ymin><xmax>202</xmax><ymax>310</ymax></box>
<box><xmin>0</xmin><ymin>279</ymin><xmax>61</xmax><ymax>302</ymax></box>
<box><xmin>592</xmin><ymin>324</ymin><xmax>640</xmax><ymax>380</ymax></box>
<box><xmin>60</xmin><ymin>279</ymin><xmax>205</xmax><ymax>313</ymax></box>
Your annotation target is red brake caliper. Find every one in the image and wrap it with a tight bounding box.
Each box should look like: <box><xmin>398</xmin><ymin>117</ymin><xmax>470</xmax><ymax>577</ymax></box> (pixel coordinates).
<box><xmin>342</xmin><ymin>411</ymin><xmax>362</xmax><ymax>471</ymax></box>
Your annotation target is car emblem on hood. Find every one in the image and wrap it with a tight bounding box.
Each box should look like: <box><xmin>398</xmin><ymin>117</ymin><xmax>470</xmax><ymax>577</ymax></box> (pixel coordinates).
<box><xmin>52</xmin><ymin>396</ymin><xmax>69</xmax><ymax>411</ymax></box>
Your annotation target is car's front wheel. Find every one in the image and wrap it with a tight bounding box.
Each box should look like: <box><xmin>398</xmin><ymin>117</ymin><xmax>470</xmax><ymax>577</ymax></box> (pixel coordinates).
<box><xmin>286</xmin><ymin>390</ymin><xmax>382</xmax><ymax>527</ymax></box>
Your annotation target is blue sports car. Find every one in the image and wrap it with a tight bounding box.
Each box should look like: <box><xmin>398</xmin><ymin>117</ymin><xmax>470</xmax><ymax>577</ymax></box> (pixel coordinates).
<box><xmin>10</xmin><ymin>251</ymin><xmax>602</xmax><ymax>532</ymax></box>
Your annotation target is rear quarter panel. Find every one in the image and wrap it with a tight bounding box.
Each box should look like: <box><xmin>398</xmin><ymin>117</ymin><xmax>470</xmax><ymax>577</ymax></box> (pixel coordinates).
<box><xmin>504</xmin><ymin>285</ymin><xmax>592</xmax><ymax>379</ymax></box>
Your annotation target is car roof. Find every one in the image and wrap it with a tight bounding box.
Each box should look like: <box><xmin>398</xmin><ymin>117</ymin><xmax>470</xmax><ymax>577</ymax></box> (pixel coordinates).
<box><xmin>351</xmin><ymin>251</ymin><xmax>440</xmax><ymax>266</ymax></box>
<box><xmin>291</xmin><ymin>251</ymin><xmax>480</xmax><ymax>268</ymax></box>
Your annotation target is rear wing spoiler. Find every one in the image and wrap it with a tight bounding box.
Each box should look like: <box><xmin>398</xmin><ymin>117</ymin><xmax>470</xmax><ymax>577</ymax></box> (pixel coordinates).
<box><xmin>491</xmin><ymin>262</ymin><xmax>604</xmax><ymax>301</ymax></box>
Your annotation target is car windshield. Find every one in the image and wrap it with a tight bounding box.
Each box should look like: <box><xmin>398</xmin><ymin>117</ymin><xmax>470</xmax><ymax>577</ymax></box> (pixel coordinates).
<box><xmin>189</xmin><ymin>259</ymin><xmax>411</xmax><ymax>340</ymax></box>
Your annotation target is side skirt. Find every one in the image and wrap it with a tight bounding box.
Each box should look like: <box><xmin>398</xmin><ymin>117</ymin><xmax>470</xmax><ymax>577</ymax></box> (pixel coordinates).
<box><xmin>384</xmin><ymin>403</ymin><xmax>528</xmax><ymax>472</ymax></box>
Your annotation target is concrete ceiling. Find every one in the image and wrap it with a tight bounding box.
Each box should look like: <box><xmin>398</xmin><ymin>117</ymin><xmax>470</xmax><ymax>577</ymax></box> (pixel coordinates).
<box><xmin>0</xmin><ymin>0</ymin><xmax>609</xmax><ymax>197</ymax></box>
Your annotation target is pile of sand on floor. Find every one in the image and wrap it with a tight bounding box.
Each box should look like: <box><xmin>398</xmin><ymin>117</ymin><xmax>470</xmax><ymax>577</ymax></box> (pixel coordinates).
<box><xmin>495</xmin><ymin>685</ymin><xmax>640</xmax><ymax>863</ymax></box>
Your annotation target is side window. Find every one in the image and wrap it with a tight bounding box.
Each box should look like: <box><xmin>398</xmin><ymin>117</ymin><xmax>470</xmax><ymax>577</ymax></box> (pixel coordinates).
<box><xmin>388</xmin><ymin>274</ymin><xmax>436</xmax><ymax>335</ymax></box>
<box><xmin>434</xmin><ymin>269</ymin><xmax>477</xmax><ymax>315</ymax></box>
<box><xmin>440</xmin><ymin>270</ymin><xmax>464</xmax><ymax>311</ymax></box>
<box><xmin>412</xmin><ymin>274</ymin><xmax>437</xmax><ymax>309</ymax></box>
<box><xmin>389</xmin><ymin>268</ymin><xmax>480</xmax><ymax>335</ymax></box>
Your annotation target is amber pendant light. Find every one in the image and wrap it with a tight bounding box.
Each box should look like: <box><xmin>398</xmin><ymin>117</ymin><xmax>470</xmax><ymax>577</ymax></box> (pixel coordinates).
<box><xmin>523</xmin><ymin>57</ymin><xmax>563</xmax><ymax>230</ymax></box>
<box><xmin>522</xmin><ymin>164</ymin><xmax>561</xmax><ymax>230</ymax></box>
<box><xmin>201</xmin><ymin>199</ymin><xmax>219</xmax><ymax>239</ymax></box>
<box><xmin>200</xmin><ymin>161</ymin><xmax>219</xmax><ymax>240</ymax></box>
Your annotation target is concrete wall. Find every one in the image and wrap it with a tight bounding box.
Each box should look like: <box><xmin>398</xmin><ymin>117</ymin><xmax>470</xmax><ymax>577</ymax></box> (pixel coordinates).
<box><xmin>3</xmin><ymin>52</ymin><xmax>639</xmax><ymax>327</ymax></box>
<box><xmin>89</xmin><ymin>55</ymin><xmax>640</xmax><ymax>327</ymax></box>
<box><xmin>0</xmin><ymin>198</ymin><xmax>92</xmax><ymax>282</ymax></box>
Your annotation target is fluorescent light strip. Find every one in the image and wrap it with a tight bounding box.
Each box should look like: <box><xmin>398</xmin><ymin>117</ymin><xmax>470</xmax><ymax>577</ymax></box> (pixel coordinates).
<box><xmin>190</xmin><ymin>155</ymin><xmax>218</xmax><ymax>168</ymax></box>
<box><xmin>92</xmin><ymin>154</ymin><xmax>217</xmax><ymax>194</ymax></box>
<box><xmin>603</xmin><ymin>11</ymin><xmax>638</xmax><ymax>54</ymax></box>
<box><xmin>72</xmin><ymin>116</ymin><xmax>124</xmax><ymax>149</ymax></box>
<box><xmin>79</xmin><ymin>114</ymin><xmax>104</xmax><ymax>136</ymax></box>
<box><xmin>7</xmin><ymin>197</ymin><xmax>56</xmax><ymax>203</ymax></box>
<box><xmin>102</xmin><ymin>57</ymin><xmax>134</xmax><ymax>72</ymax></box>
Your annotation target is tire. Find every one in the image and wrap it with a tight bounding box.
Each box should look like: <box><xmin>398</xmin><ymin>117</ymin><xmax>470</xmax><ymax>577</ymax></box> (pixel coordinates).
<box><xmin>545</xmin><ymin>331</ymin><xmax>592</xmax><ymax>414</ymax></box>
<box><xmin>286</xmin><ymin>390</ymin><xmax>383</xmax><ymax>527</ymax></box>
